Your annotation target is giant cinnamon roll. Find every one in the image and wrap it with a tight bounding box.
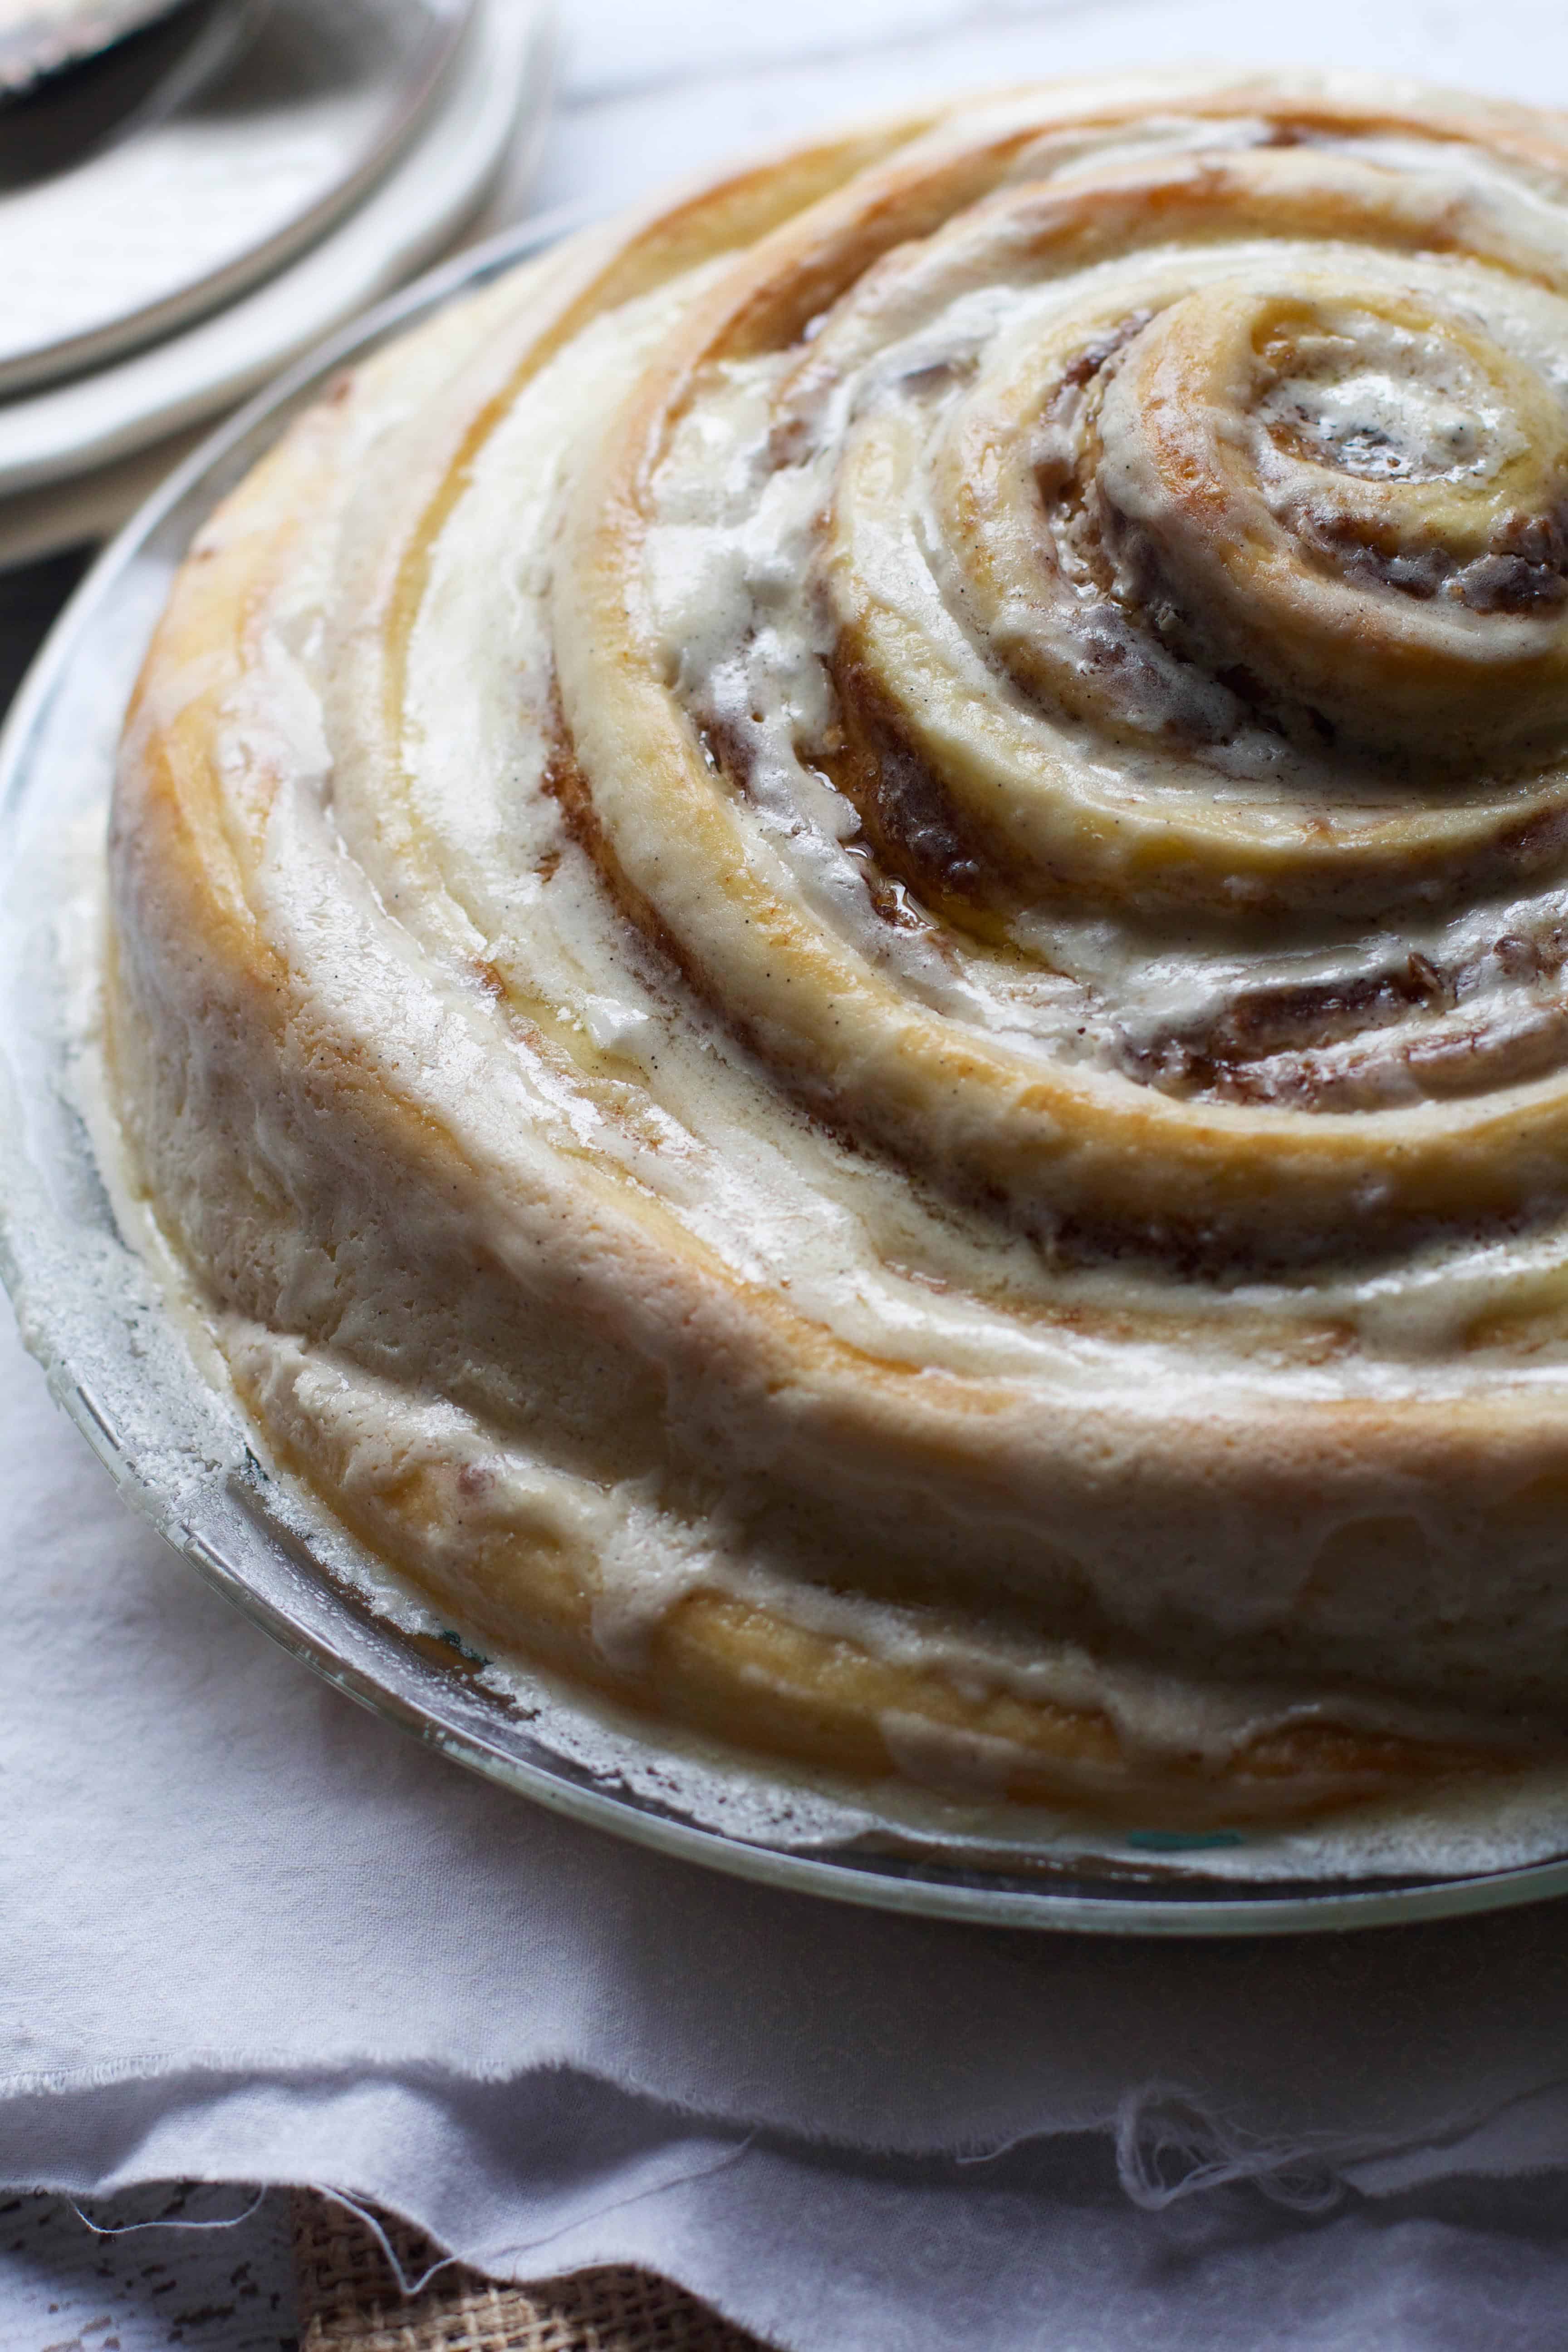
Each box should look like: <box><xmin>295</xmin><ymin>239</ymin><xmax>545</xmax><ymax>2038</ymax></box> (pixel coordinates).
<box><xmin>108</xmin><ymin>74</ymin><xmax>1568</xmax><ymax>1822</ymax></box>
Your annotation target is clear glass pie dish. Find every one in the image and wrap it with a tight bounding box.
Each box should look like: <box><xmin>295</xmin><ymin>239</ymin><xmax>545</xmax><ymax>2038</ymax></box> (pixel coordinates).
<box><xmin>8</xmin><ymin>214</ymin><xmax>1568</xmax><ymax>1936</ymax></box>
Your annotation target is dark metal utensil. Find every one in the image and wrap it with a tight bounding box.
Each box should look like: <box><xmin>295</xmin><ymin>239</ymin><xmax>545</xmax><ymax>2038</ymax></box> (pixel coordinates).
<box><xmin>0</xmin><ymin>0</ymin><xmax>199</xmax><ymax>97</ymax></box>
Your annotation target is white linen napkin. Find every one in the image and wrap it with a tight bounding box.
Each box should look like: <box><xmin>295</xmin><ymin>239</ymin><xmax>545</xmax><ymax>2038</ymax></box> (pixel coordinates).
<box><xmin>5</xmin><ymin>1288</ymin><xmax>1568</xmax><ymax>2351</ymax></box>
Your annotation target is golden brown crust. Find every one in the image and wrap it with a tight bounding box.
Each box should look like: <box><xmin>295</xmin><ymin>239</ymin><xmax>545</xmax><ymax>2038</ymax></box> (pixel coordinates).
<box><xmin>107</xmin><ymin>74</ymin><xmax>1568</xmax><ymax>1823</ymax></box>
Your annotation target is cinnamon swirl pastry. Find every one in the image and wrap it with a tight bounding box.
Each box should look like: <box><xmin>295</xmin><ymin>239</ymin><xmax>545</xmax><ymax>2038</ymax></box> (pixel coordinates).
<box><xmin>108</xmin><ymin>73</ymin><xmax>1568</xmax><ymax>1823</ymax></box>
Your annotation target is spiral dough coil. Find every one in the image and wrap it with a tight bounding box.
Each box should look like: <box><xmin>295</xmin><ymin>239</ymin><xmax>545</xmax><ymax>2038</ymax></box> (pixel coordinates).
<box><xmin>108</xmin><ymin>74</ymin><xmax>1568</xmax><ymax>1821</ymax></box>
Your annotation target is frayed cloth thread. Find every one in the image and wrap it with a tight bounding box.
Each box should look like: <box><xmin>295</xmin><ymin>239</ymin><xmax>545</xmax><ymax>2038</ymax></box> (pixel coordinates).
<box><xmin>69</xmin><ymin>2185</ymin><xmax>269</xmax><ymax>2236</ymax></box>
<box><xmin>1115</xmin><ymin>2082</ymin><xmax>1344</xmax><ymax>2213</ymax></box>
<box><xmin>314</xmin><ymin>2133</ymin><xmax>759</xmax><ymax>2300</ymax></box>
<box><xmin>315</xmin><ymin>2189</ymin><xmax>461</xmax><ymax>2299</ymax></box>
<box><xmin>481</xmin><ymin>2134</ymin><xmax>760</xmax><ymax>2274</ymax></box>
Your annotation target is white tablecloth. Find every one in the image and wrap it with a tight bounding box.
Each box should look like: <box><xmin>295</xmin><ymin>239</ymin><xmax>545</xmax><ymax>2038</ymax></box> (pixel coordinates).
<box><xmin>11</xmin><ymin>4</ymin><xmax>1568</xmax><ymax>2345</ymax></box>
<box><xmin>8</xmin><ymin>1278</ymin><xmax>1568</xmax><ymax>2352</ymax></box>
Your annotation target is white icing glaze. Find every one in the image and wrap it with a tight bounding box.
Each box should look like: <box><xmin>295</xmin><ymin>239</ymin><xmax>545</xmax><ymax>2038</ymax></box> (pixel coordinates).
<box><xmin>106</xmin><ymin>78</ymin><xmax>1568</xmax><ymax>1808</ymax></box>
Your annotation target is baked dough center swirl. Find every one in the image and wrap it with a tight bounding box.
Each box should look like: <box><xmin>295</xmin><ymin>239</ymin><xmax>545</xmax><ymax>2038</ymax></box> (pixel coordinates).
<box><xmin>554</xmin><ymin>132</ymin><xmax>1568</xmax><ymax>1264</ymax></box>
<box><xmin>969</xmin><ymin>286</ymin><xmax>1568</xmax><ymax>764</ymax></box>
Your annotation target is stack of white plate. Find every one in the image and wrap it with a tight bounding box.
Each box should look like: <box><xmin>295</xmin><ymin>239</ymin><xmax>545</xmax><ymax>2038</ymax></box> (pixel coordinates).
<box><xmin>0</xmin><ymin>0</ymin><xmax>552</xmax><ymax>569</ymax></box>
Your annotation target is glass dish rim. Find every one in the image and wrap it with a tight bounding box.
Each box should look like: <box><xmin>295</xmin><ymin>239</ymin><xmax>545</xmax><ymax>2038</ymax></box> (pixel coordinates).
<box><xmin>7</xmin><ymin>206</ymin><xmax>1568</xmax><ymax>1938</ymax></box>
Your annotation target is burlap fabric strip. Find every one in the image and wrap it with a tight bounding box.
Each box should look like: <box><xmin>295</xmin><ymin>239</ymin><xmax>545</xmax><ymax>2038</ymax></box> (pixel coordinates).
<box><xmin>291</xmin><ymin>2191</ymin><xmax>768</xmax><ymax>2352</ymax></box>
